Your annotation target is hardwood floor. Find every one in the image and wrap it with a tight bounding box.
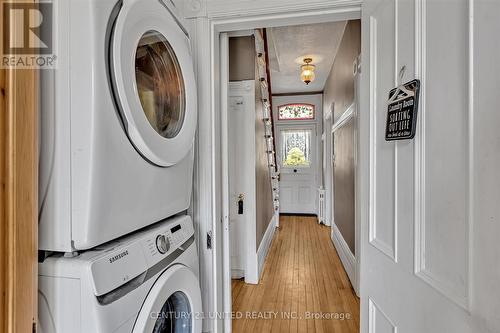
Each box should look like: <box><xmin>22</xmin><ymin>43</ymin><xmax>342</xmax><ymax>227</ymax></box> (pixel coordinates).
<box><xmin>231</xmin><ymin>215</ymin><xmax>360</xmax><ymax>333</ymax></box>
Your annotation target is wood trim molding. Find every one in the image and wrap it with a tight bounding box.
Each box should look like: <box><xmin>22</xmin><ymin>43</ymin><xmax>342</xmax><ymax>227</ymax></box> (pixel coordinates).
<box><xmin>0</xmin><ymin>69</ymin><xmax>38</xmax><ymax>333</ymax></box>
<box><xmin>0</xmin><ymin>1</ymin><xmax>39</xmax><ymax>331</ymax></box>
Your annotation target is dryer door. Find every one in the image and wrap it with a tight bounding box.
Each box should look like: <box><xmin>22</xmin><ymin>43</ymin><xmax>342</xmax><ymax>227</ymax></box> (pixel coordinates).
<box><xmin>133</xmin><ymin>264</ymin><xmax>202</xmax><ymax>333</ymax></box>
<box><xmin>111</xmin><ymin>0</ymin><xmax>197</xmax><ymax>166</ymax></box>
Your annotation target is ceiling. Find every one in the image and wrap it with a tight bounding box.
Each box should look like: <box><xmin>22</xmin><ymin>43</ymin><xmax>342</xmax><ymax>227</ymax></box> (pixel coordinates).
<box><xmin>267</xmin><ymin>21</ymin><xmax>347</xmax><ymax>94</ymax></box>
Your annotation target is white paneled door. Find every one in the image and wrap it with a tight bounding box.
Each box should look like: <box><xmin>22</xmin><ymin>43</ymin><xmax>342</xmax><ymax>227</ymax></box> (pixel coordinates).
<box><xmin>227</xmin><ymin>81</ymin><xmax>256</xmax><ymax>280</ymax></box>
<box><xmin>361</xmin><ymin>0</ymin><xmax>500</xmax><ymax>333</ymax></box>
<box><xmin>277</xmin><ymin>124</ymin><xmax>317</xmax><ymax>214</ymax></box>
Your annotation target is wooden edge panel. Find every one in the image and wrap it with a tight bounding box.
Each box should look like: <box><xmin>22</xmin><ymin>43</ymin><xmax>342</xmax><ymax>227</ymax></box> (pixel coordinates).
<box><xmin>1</xmin><ymin>0</ymin><xmax>39</xmax><ymax>332</ymax></box>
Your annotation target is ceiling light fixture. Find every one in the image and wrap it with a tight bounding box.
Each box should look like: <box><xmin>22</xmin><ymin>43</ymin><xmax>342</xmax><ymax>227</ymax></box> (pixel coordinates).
<box><xmin>300</xmin><ymin>58</ymin><xmax>315</xmax><ymax>85</ymax></box>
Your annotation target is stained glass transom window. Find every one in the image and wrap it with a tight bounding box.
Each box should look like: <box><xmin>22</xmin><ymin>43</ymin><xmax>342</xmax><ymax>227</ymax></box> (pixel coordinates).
<box><xmin>278</xmin><ymin>104</ymin><xmax>315</xmax><ymax>120</ymax></box>
<box><xmin>281</xmin><ymin>129</ymin><xmax>312</xmax><ymax>167</ymax></box>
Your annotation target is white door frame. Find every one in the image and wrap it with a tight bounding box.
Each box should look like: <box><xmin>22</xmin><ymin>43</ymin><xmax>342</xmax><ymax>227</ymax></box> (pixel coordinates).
<box><xmin>220</xmin><ymin>32</ymin><xmax>231</xmax><ymax>333</ymax></box>
<box><xmin>189</xmin><ymin>2</ymin><xmax>363</xmax><ymax>332</ymax></box>
<box><xmin>324</xmin><ymin>106</ymin><xmax>333</xmax><ymax>227</ymax></box>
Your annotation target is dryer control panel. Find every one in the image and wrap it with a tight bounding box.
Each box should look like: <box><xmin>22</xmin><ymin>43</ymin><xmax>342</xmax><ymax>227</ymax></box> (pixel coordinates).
<box><xmin>89</xmin><ymin>215</ymin><xmax>194</xmax><ymax>297</ymax></box>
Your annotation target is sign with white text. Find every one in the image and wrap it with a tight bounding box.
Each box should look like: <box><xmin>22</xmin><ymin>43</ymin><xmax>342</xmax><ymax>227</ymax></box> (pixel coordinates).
<box><xmin>385</xmin><ymin>79</ymin><xmax>420</xmax><ymax>141</ymax></box>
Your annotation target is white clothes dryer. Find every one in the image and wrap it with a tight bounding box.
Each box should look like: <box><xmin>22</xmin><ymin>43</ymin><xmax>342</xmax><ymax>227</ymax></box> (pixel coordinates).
<box><xmin>39</xmin><ymin>0</ymin><xmax>197</xmax><ymax>251</ymax></box>
<box><xmin>38</xmin><ymin>215</ymin><xmax>203</xmax><ymax>333</ymax></box>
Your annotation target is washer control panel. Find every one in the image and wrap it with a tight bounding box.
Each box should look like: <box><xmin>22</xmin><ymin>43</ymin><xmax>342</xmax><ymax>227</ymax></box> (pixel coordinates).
<box><xmin>89</xmin><ymin>215</ymin><xmax>194</xmax><ymax>296</ymax></box>
<box><xmin>155</xmin><ymin>234</ymin><xmax>170</xmax><ymax>254</ymax></box>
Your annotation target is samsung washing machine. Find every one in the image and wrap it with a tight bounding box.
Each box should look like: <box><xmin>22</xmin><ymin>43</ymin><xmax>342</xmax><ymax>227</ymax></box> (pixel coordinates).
<box><xmin>39</xmin><ymin>0</ymin><xmax>197</xmax><ymax>252</ymax></box>
<box><xmin>38</xmin><ymin>215</ymin><xmax>203</xmax><ymax>333</ymax></box>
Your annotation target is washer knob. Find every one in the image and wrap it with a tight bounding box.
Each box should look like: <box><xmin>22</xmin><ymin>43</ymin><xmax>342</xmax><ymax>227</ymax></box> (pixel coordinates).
<box><xmin>156</xmin><ymin>234</ymin><xmax>170</xmax><ymax>254</ymax></box>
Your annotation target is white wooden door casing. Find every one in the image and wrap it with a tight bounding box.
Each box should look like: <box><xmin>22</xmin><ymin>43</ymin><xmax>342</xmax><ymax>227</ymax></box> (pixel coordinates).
<box><xmin>321</xmin><ymin>104</ymin><xmax>334</xmax><ymax>227</ymax></box>
<box><xmin>360</xmin><ymin>1</ymin><xmax>500</xmax><ymax>333</ymax></box>
<box><xmin>189</xmin><ymin>6</ymin><xmax>361</xmax><ymax>332</ymax></box>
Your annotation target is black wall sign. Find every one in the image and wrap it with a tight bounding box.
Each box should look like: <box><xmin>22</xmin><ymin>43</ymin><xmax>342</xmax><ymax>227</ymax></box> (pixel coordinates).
<box><xmin>385</xmin><ymin>79</ymin><xmax>420</xmax><ymax>141</ymax></box>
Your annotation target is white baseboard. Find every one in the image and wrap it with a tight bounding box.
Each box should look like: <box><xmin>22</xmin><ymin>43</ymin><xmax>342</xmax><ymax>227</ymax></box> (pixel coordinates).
<box><xmin>231</xmin><ymin>269</ymin><xmax>245</xmax><ymax>279</ymax></box>
<box><xmin>331</xmin><ymin>222</ymin><xmax>356</xmax><ymax>288</ymax></box>
<box><xmin>257</xmin><ymin>214</ymin><xmax>277</xmax><ymax>279</ymax></box>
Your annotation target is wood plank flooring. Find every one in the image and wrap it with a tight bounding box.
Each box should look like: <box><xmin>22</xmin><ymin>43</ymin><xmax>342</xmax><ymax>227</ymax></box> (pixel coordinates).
<box><xmin>231</xmin><ymin>215</ymin><xmax>360</xmax><ymax>333</ymax></box>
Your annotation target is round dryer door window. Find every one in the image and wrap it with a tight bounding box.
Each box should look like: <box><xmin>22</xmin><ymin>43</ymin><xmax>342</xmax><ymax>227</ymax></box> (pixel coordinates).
<box><xmin>111</xmin><ymin>0</ymin><xmax>197</xmax><ymax>166</ymax></box>
<box><xmin>135</xmin><ymin>31</ymin><xmax>185</xmax><ymax>139</ymax></box>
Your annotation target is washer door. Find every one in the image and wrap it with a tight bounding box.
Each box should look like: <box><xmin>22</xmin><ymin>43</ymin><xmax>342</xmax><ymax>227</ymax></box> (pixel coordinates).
<box><xmin>111</xmin><ymin>0</ymin><xmax>197</xmax><ymax>166</ymax></box>
<box><xmin>133</xmin><ymin>264</ymin><xmax>202</xmax><ymax>333</ymax></box>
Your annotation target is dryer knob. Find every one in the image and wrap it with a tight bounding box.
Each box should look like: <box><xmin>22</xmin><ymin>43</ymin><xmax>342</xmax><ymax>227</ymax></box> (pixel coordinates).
<box><xmin>156</xmin><ymin>234</ymin><xmax>170</xmax><ymax>254</ymax></box>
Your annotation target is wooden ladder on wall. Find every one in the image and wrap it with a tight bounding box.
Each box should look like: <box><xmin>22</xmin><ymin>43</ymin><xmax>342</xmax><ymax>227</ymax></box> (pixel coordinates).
<box><xmin>254</xmin><ymin>29</ymin><xmax>280</xmax><ymax>215</ymax></box>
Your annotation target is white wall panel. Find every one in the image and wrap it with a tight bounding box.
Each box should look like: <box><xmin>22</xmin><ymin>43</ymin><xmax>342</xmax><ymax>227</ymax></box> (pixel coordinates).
<box><xmin>414</xmin><ymin>0</ymin><xmax>470</xmax><ymax>309</ymax></box>
<box><xmin>369</xmin><ymin>0</ymin><xmax>397</xmax><ymax>261</ymax></box>
<box><xmin>368</xmin><ymin>299</ymin><xmax>397</xmax><ymax>333</ymax></box>
<box><xmin>298</xmin><ymin>185</ymin><xmax>312</xmax><ymax>203</ymax></box>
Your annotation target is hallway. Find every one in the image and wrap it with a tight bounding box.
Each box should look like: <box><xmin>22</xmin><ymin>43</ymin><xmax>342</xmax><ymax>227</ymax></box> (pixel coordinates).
<box><xmin>232</xmin><ymin>216</ymin><xmax>360</xmax><ymax>333</ymax></box>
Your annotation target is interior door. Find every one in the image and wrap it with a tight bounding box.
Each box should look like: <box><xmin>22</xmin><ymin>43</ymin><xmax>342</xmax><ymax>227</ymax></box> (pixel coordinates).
<box><xmin>227</xmin><ymin>94</ymin><xmax>249</xmax><ymax>278</ymax></box>
<box><xmin>277</xmin><ymin>124</ymin><xmax>317</xmax><ymax>214</ymax></box>
<box><xmin>361</xmin><ymin>0</ymin><xmax>500</xmax><ymax>332</ymax></box>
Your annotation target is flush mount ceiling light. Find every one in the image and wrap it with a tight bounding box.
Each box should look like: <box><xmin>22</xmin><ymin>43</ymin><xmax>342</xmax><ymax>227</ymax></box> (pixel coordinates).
<box><xmin>300</xmin><ymin>58</ymin><xmax>316</xmax><ymax>85</ymax></box>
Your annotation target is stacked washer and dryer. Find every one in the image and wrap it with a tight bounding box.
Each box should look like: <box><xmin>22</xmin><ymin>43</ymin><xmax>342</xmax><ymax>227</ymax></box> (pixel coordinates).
<box><xmin>38</xmin><ymin>0</ymin><xmax>202</xmax><ymax>332</ymax></box>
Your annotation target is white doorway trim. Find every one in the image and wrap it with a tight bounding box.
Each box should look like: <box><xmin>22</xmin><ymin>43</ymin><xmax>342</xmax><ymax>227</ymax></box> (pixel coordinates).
<box><xmin>189</xmin><ymin>2</ymin><xmax>363</xmax><ymax>332</ymax></box>
<box><xmin>219</xmin><ymin>32</ymin><xmax>232</xmax><ymax>333</ymax></box>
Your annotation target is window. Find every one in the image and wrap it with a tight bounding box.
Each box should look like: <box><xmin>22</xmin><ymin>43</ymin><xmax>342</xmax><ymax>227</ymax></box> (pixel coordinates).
<box><xmin>278</xmin><ymin>103</ymin><xmax>315</xmax><ymax>120</ymax></box>
<box><xmin>281</xmin><ymin>129</ymin><xmax>312</xmax><ymax>167</ymax></box>
<box><xmin>135</xmin><ymin>30</ymin><xmax>185</xmax><ymax>139</ymax></box>
<box><xmin>152</xmin><ymin>291</ymin><xmax>192</xmax><ymax>332</ymax></box>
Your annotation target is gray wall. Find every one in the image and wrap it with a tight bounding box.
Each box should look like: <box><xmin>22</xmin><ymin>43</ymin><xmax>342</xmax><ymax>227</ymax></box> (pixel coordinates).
<box><xmin>323</xmin><ymin>20</ymin><xmax>361</xmax><ymax>254</ymax></box>
<box><xmin>333</xmin><ymin>118</ymin><xmax>356</xmax><ymax>254</ymax></box>
<box><xmin>323</xmin><ymin>20</ymin><xmax>361</xmax><ymax>121</ymax></box>
<box><xmin>229</xmin><ymin>36</ymin><xmax>255</xmax><ymax>81</ymax></box>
